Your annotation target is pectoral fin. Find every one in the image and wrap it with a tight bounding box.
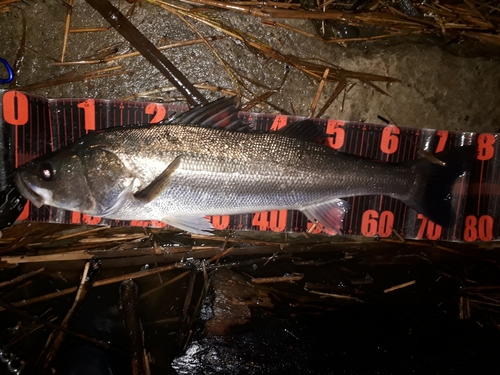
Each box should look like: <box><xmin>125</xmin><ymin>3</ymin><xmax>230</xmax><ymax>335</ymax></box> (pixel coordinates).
<box><xmin>164</xmin><ymin>216</ymin><xmax>215</xmax><ymax>235</ymax></box>
<box><xmin>302</xmin><ymin>199</ymin><xmax>351</xmax><ymax>235</ymax></box>
<box><xmin>134</xmin><ymin>156</ymin><xmax>181</xmax><ymax>203</ymax></box>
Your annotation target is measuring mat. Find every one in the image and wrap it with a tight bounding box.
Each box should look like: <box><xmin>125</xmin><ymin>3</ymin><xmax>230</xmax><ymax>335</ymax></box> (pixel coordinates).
<box><xmin>1</xmin><ymin>90</ymin><xmax>498</xmax><ymax>242</ymax></box>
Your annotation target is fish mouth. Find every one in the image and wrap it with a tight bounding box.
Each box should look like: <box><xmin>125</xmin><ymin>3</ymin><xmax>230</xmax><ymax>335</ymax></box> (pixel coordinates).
<box><xmin>14</xmin><ymin>172</ymin><xmax>45</xmax><ymax>208</ymax></box>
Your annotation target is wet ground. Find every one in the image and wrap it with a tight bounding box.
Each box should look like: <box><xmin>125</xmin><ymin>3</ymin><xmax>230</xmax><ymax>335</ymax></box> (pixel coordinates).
<box><xmin>1</xmin><ymin>0</ymin><xmax>500</xmax><ymax>374</ymax></box>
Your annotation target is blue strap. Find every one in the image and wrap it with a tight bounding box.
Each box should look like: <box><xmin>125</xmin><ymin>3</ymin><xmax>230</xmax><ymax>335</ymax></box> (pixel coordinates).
<box><xmin>0</xmin><ymin>58</ymin><xmax>14</xmax><ymax>84</ymax></box>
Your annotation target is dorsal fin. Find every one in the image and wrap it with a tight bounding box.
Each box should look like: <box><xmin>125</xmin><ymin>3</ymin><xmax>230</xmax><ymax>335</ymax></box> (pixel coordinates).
<box><xmin>276</xmin><ymin>119</ymin><xmax>324</xmax><ymax>142</ymax></box>
<box><xmin>169</xmin><ymin>97</ymin><xmax>246</xmax><ymax>130</ymax></box>
<box><xmin>169</xmin><ymin>98</ymin><xmax>324</xmax><ymax>141</ymax></box>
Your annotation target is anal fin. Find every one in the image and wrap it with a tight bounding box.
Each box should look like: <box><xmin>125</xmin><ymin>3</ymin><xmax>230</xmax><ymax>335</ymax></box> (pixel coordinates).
<box><xmin>134</xmin><ymin>156</ymin><xmax>181</xmax><ymax>203</ymax></box>
<box><xmin>301</xmin><ymin>199</ymin><xmax>351</xmax><ymax>235</ymax></box>
<box><xmin>164</xmin><ymin>216</ymin><xmax>215</xmax><ymax>235</ymax></box>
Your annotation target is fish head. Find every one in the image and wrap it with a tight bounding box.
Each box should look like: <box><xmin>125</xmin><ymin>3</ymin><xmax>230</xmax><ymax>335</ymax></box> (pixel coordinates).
<box><xmin>15</xmin><ymin>145</ymin><xmax>135</xmax><ymax>216</ymax></box>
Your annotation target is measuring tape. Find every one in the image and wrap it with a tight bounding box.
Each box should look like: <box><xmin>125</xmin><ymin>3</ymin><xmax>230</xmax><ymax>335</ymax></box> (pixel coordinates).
<box><xmin>1</xmin><ymin>90</ymin><xmax>498</xmax><ymax>242</ymax></box>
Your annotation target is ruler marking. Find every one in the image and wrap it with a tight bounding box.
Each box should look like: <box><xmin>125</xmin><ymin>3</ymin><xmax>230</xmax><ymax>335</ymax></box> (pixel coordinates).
<box><xmin>8</xmin><ymin>93</ymin><xmax>499</xmax><ymax>240</ymax></box>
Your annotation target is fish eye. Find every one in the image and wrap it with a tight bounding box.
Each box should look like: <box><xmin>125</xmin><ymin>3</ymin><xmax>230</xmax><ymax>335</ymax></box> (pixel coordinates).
<box><xmin>39</xmin><ymin>162</ymin><xmax>55</xmax><ymax>181</ymax></box>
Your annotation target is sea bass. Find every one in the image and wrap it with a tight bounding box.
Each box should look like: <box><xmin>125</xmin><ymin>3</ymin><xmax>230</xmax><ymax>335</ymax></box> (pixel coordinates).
<box><xmin>14</xmin><ymin>98</ymin><xmax>475</xmax><ymax>235</ymax></box>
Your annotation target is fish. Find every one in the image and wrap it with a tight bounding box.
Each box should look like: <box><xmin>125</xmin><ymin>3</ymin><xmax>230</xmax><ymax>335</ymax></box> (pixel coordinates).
<box><xmin>14</xmin><ymin>97</ymin><xmax>476</xmax><ymax>235</ymax></box>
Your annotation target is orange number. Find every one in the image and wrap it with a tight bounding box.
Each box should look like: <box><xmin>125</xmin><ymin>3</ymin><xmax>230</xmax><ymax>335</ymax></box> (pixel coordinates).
<box><xmin>82</xmin><ymin>214</ymin><xmax>101</xmax><ymax>225</ymax></box>
<box><xmin>416</xmin><ymin>213</ymin><xmax>442</xmax><ymax>240</ymax></box>
<box><xmin>2</xmin><ymin>91</ymin><xmax>29</xmax><ymax>125</ymax></box>
<box><xmin>130</xmin><ymin>220</ymin><xmax>150</xmax><ymax>227</ymax></box>
<box><xmin>378</xmin><ymin>211</ymin><xmax>394</xmax><ymax>237</ymax></box>
<box><xmin>17</xmin><ymin>202</ymin><xmax>30</xmax><ymax>221</ymax></box>
<box><xmin>477</xmin><ymin>134</ymin><xmax>495</xmax><ymax>161</ymax></box>
<box><xmin>464</xmin><ymin>215</ymin><xmax>493</xmax><ymax>242</ymax></box>
<box><xmin>145</xmin><ymin>103</ymin><xmax>167</xmax><ymax>124</ymax></box>
<box><xmin>252</xmin><ymin>212</ymin><xmax>269</xmax><ymax>231</ymax></box>
<box><xmin>270</xmin><ymin>115</ymin><xmax>288</xmax><ymax>131</ymax></box>
<box><xmin>325</xmin><ymin>120</ymin><xmax>345</xmax><ymax>149</ymax></box>
<box><xmin>71</xmin><ymin>211</ymin><xmax>82</xmax><ymax>224</ymax></box>
<box><xmin>380</xmin><ymin>126</ymin><xmax>400</xmax><ymax>154</ymax></box>
<box><xmin>464</xmin><ymin>215</ymin><xmax>477</xmax><ymax>241</ymax></box>
<box><xmin>77</xmin><ymin>99</ymin><xmax>96</xmax><ymax>133</ymax></box>
<box><xmin>269</xmin><ymin>210</ymin><xmax>287</xmax><ymax>232</ymax></box>
<box><xmin>361</xmin><ymin>210</ymin><xmax>379</xmax><ymax>237</ymax></box>
<box><xmin>211</xmin><ymin>215</ymin><xmax>230</xmax><ymax>230</ymax></box>
<box><xmin>149</xmin><ymin>220</ymin><xmax>166</xmax><ymax>228</ymax></box>
<box><xmin>435</xmin><ymin>130</ymin><xmax>448</xmax><ymax>153</ymax></box>
<box><xmin>478</xmin><ymin>215</ymin><xmax>494</xmax><ymax>241</ymax></box>
<box><xmin>361</xmin><ymin>210</ymin><xmax>394</xmax><ymax>237</ymax></box>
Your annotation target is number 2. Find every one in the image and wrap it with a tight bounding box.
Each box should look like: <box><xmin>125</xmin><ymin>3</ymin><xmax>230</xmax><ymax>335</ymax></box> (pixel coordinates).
<box><xmin>145</xmin><ymin>103</ymin><xmax>167</xmax><ymax>124</ymax></box>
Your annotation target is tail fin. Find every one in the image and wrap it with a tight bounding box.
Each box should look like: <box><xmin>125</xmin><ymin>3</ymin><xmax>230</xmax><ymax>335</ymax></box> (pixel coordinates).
<box><xmin>403</xmin><ymin>145</ymin><xmax>476</xmax><ymax>227</ymax></box>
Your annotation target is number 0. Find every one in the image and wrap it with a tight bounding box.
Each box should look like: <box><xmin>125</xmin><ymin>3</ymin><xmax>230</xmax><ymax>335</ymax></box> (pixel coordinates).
<box><xmin>3</xmin><ymin>91</ymin><xmax>29</xmax><ymax>126</ymax></box>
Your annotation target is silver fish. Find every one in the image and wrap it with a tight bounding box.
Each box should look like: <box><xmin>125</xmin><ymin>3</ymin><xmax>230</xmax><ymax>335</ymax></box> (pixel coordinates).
<box><xmin>14</xmin><ymin>98</ymin><xmax>475</xmax><ymax>235</ymax></box>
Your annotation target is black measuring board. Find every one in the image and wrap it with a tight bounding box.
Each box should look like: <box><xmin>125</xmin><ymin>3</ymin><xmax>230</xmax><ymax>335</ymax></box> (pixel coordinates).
<box><xmin>1</xmin><ymin>90</ymin><xmax>498</xmax><ymax>242</ymax></box>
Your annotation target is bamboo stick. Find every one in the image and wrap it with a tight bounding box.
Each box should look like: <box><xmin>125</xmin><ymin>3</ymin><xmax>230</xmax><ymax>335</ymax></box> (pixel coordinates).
<box><xmin>85</xmin><ymin>0</ymin><xmax>208</xmax><ymax>106</ymax></box>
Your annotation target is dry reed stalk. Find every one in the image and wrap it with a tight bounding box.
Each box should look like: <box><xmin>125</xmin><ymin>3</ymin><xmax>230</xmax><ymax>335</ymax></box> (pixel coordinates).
<box><xmin>175</xmin><ymin>13</ymin><xmax>244</xmax><ymax>97</ymax></box>
<box><xmin>0</xmin><ymin>262</ymin><xmax>185</xmax><ymax>312</ymax></box>
<box><xmin>309</xmin><ymin>67</ymin><xmax>330</xmax><ymax>117</ymax></box>
<box><xmin>251</xmin><ymin>273</ymin><xmax>304</xmax><ymax>283</ymax></box>
<box><xmin>153</xmin><ymin>0</ymin><xmax>398</xmax><ymax>90</ymax></box>
<box><xmin>41</xmin><ymin>261</ymin><xmax>92</xmax><ymax>371</ymax></box>
<box><xmin>0</xmin><ymin>268</ymin><xmax>44</xmax><ymax>288</ymax></box>
<box><xmin>308</xmin><ymin>290</ymin><xmax>363</xmax><ymax>302</ymax></box>
<box><xmin>207</xmin><ymin>246</ymin><xmax>235</xmax><ymax>263</ymax></box>
<box><xmin>325</xmin><ymin>32</ymin><xmax>416</xmax><ymax>44</ymax></box>
<box><xmin>139</xmin><ymin>270</ymin><xmax>191</xmax><ymax>299</ymax></box>
<box><xmin>176</xmin><ymin>0</ymin><xmax>426</xmax><ymax>27</ymax></box>
<box><xmin>16</xmin><ymin>66</ymin><xmax>129</xmax><ymax>91</ymax></box>
<box><xmin>179</xmin><ymin>268</ymin><xmax>197</xmax><ymax>349</ymax></box>
<box><xmin>53</xmin><ymin>36</ymin><xmax>223</xmax><ymax>66</ymax></box>
<box><xmin>261</xmin><ymin>19</ymin><xmax>326</xmax><ymax>41</ymax></box>
<box><xmin>69</xmin><ymin>27</ymin><xmax>108</xmax><ymax>33</ymax></box>
<box><xmin>120</xmin><ymin>280</ymin><xmax>151</xmax><ymax>375</ymax></box>
<box><xmin>170</xmin><ymin>0</ymin><xmax>499</xmax><ymax>44</ymax></box>
<box><xmin>462</xmin><ymin>31</ymin><xmax>500</xmax><ymax>46</ymax></box>
<box><xmin>123</xmin><ymin>83</ymin><xmax>239</xmax><ymax>101</ymax></box>
<box><xmin>60</xmin><ymin>0</ymin><xmax>74</xmax><ymax>62</ymax></box>
<box><xmin>229</xmin><ymin>1</ymin><xmax>301</xmax><ymax>9</ymax></box>
<box><xmin>0</xmin><ymin>0</ymin><xmax>20</xmax><ymax>13</ymax></box>
<box><xmin>459</xmin><ymin>296</ymin><xmax>471</xmax><ymax>319</ymax></box>
<box><xmin>0</xmin><ymin>299</ymin><xmax>110</xmax><ymax>348</ymax></box>
<box><xmin>0</xmin><ymin>0</ymin><xmax>20</xmax><ymax>5</ymax></box>
<box><xmin>78</xmin><ymin>233</ymin><xmax>148</xmax><ymax>243</ymax></box>
<box><xmin>383</xmin><ymin>280</ymin><xmax>416</xmax><ymax>293</ymax></box>
<box><xmin>53</xmin><ymin>226</ymin><xmax>111</xmax><ymax>241</ymax></box>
